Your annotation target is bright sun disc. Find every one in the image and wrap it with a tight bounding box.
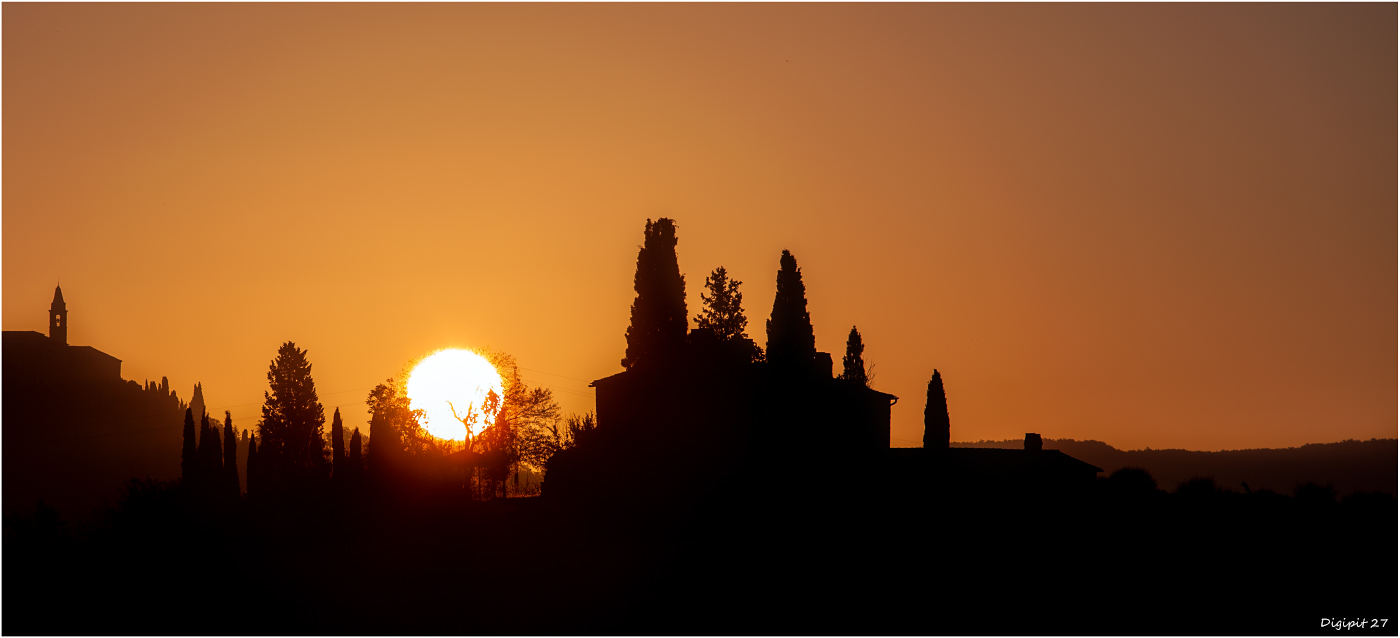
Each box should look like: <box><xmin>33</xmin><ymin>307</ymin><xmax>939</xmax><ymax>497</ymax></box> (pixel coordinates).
<box><xmin>406</xmin><ymin>348</ymin><xmax>506</xmax><ymax>441</ymax></box>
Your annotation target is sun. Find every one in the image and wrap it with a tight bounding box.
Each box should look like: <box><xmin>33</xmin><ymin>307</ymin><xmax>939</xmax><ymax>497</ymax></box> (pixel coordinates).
<box><xmin>405</xmin><ymin>348</ymin><xmax>506</xmax><ymax>441</ymax></box>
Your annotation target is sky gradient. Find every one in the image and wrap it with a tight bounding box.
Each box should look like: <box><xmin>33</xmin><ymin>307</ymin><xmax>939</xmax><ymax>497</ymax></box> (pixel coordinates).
<box><xmin>5</xmin><ymin>3</ymin><xmax>1395</xmax><ymax>451</ymax></box>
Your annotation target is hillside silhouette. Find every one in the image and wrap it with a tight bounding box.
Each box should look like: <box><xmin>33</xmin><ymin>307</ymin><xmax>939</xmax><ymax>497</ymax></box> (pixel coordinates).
<box><xmin>952</xmin><ymin>437</ymin><xmax>1397</xmax><ymax>496</ymax></box>
<box><xmin>3</xmin><ymin>221</ymin><xmax>1396</xmax><ymax>636</ymax></box>
<box><xmin>3</xmin><ymin>287</ymin><xmax>190</xmax><ymax>517</ymax></box>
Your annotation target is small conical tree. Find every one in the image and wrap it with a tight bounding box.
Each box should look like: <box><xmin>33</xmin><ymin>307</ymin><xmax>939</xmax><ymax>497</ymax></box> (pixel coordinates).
<box><xmin>209</xmin><ymin>416</ymin><xmax>223</xmax><ymax>489</ymax></box>
<box><xmin>196</xmin><ymin>412</ymin><xmax>219</xmax><ymax>490</ymax></box>
<box><xmin>222</xmin><ymin>411</ymin><xmax>239</xmax><ymax>498</ymax></box>
<box><xmin>765</xmin><ymin>250</ymin><xmax>816</xmax><ymax>367</ymax></box>
<box><xmin>245</xmin><ymin>434</ymin><xmax>258</xmax><ymax>498</ymax></box>
<box><xmin>622</xmin><ymin>218</ymin><xmax>688</xmax><ymax>369</ymax></box>
<box><xmin>349</xmin><ymin>427</ymin><xmax>363</xmax><ymax>482</ymax></box>
<box><xmin>331</xmin><ymin>408</ymin><xmax>345</xmax><ymax>482</ymax></box>
<box><xmin>696</xmin><ymin>266</ymin><xmax>764</xmax><ymax>362</ymax></box>
<box><xmin>841</xmin><ymin>326</ymin><xmax>869</xmax><ymax>387</ymax></box>
<box><xmin>924</xmin><ymin>370</ymin><xmax>950</xmax><ymax>450</ymax></box>
<box><xmin>181</xmin><ymin>408</ymin><xmax>197</xmax><ymax>485</ymax></box>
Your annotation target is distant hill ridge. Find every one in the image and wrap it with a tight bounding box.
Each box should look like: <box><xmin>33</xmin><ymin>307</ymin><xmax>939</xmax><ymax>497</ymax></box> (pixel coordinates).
<box><xmin>951</xmin><ymin>438</ymin><xmax>1397</xmax><ymax>496</ymax></box>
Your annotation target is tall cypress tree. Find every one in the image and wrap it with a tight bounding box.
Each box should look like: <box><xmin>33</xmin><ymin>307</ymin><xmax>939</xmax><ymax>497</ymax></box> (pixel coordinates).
<box><xmin>196</xmin><ymin>412</ymin><xmax>219</xmax><ymax>490</ymax></box>
<box><xmin>181</xmin><ymin>407</ymin><xmax>196</xmax><ymax>485</ymax></box>
<box><xmin>622</xmin><ymin>218</ymin><xmax>688</xmax><ymax>369</ymax></box>
<box><xmin>349</xmin><ymin>427</ymin><xmax>363</xmax><ymax>482</ymax></box>
<box><xmin>246</xmin><ymin>434</ymin><xmax>258</xmax><ymax>498</ymax></box>
<box><xmin>924</xmin><ymin>370</ymin><xmax>950</xmax><ymax>451</ymax></box>
<box><xmin>841</xmin><ymin>326</ymin><xmax>869</xmax><ymax>387</ymax></box>
<box><xmin>223</xmin><ymin>411</ymin><xmax>239</xmax><ymax>498</ymax></box>
<box><xmin>209</xmin><ymin>415</ymin><xmax>224</xmax><ymax>489</ymax></box>
<box><xmin>765</xmin><ymin>250</ymin><xmax>816</xmax><ymax>367</ymax></box>
<box><xmin>331</xmin><ymin>408</ymin><xmax>345</xmax><ymax>482</ymax></box>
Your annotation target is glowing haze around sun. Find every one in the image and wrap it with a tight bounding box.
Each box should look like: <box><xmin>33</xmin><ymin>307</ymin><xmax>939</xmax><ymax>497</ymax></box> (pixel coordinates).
<box><xmin>405</xmin><ymin>349</ymin><xmax>506</xmax><ymax>441</ymax></box>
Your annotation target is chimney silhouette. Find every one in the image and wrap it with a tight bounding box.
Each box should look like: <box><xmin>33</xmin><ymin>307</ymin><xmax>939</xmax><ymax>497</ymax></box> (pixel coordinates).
<box><xmin>49</xmin><ymin>285</ymin><xmax>67</xmax><ymax>346</ymax></box>
<box><xmin>1024</xmin><ymin>433</ymin><xmax>1042</xmax><ymax>452</ymax></box>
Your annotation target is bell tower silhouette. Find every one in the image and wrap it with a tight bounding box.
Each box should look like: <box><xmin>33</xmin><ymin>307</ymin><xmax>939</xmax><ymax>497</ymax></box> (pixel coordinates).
<box><xmin>49</xmin><ymin>285</ymin><xmax>67</xmax><ymax>346</ymax></box>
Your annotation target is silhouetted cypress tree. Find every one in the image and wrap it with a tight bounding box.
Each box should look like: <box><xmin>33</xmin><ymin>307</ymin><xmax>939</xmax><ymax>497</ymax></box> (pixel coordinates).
<box><xmin>765</xmin><ymin>250</ymin><xmax>816</xmax><ymax>367</ymax></box>
<box><xmin>196</xmin><ymin>412</ymin><xmax>221</xmax><ymax>490</ymax></box>
<box><xmin>181</xmin><ymin>407</ymin><xmax>196</xmax><ymax>484</ymax></box>
<box><xmin>190</xmin><ymin>383</ymin><xmax>206</xmax><ymax>437</ymax></box>
<box><xmin>349</xmin><ymin>427</ymin><xmax>363</xmax><ymax>481</ymax></box>
<box><xmin>841</xmin><ymin>326</ymin><xmax>869</xmax><ymax>387</ymax></box>
<box><xmin>331</xmin><ymin>408</ymin><xmax>345</xmax><ymax>482</ymax></box>
<box><xmin>622</xmin><ymin>218</ymin><xmax>688</xmax><ymax>369</ymax></box>
<box><xmin>209</xmin><ymin>415</ymin><xmax>223</xmax><ymax>487</ymax></box>
<box><xmin>257</xmin><ymin>341</ymin><xmax>328</xmax><ymax>486</ymax></box>
<box><xmin>222</xmin><ymin>411</ymin><xmax>239</xmax><ymax>498</ymax></box>
<box><xmin>696</xmin><ymin>266</ymin><xmax>764</xmax><ymax>362</ymax></box>
<box><xmin>924</xmin><ymin>370</ymin><xmax>950</xmax><ymax>450</ymax></box>
<box><xmin>246</xmin><ymin>435</ymin><xmax>258</xmax><ymax>497</ymax></box>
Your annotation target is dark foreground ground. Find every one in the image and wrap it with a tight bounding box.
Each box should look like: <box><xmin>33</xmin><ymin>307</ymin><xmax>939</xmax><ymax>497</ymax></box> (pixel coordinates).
<box><xmin>4</xmin><ymin>478</ymin><xmax>1396</xmax><ymax>636</ymax></box>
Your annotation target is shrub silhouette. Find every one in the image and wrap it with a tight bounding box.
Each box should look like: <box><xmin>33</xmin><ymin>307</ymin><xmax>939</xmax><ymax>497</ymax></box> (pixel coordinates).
<box><xmin>1108</xmin><ymin>466</ymin><xmax>1157</xmax><ymax>493</ymax></box>
<box><xmin>1293</xmin><ymin>481</ymin><xmax>1338</xmax><ymax>505</ymax></box>
<box><xmin>1174</xmin><ymin>476</ymin><xmax>1219</xmax><ymax>498</ymax></box>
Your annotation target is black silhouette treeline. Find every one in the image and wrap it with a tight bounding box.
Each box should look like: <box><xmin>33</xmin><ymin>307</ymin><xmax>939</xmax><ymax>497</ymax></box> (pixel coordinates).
<box><xmin>3</xmin><ymin>222</ymin><xmax>1394</xmax><ymax>636</ymax></box>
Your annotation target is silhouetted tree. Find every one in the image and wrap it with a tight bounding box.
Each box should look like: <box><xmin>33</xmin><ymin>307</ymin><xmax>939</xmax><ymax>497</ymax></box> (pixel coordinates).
<box><xmin>189</xmin><ymin>383</ymin><xmax>206</xmax><ymax>438</ymax></box>
<box><xmin>765</xmin><ymin>250</ymin><xmax>816</xmax><ymax>367</ymax></box>
<box><xmin>349</xmin><ymin>427</ymin><xmax>363</xmax><ymax>480</ymax></box>
<box><xmin>246</xmin><ymin>434</ymin><xmax>258</xmax><ymax>497</ymax></box>
<box><xmin>923</xmin><ymin>370</ymin><xmax>950</xmax><ymax>450</ymax></box>
<box><xmin>222</xmin><ymin>411</ymin><xmax>239</xmax><ymax>498</ymax></box>
<box><xmin>841</xmin><ymin>326</ymin><xmax>869</xmax><ymax>387</ymax></box>
<box><xmin>181</xmin><ymin>408</ymin><xmax>196</xmax><ymax>484</ymax></box>
<box><xmin>331</xmin><ymin>408</ymin><xmax>345</xmax><ymax>483</ymax></box>
<box><xmin>366</xmin><ymin>379</ymin><xmax>416</xmax><ymax>479</ymax></box>
<box><xmin>695</xmin><ymin>266</ymin><xmax>763</xmax><ymax>362</ymax></box>
<box><xmin>257</xmin><ymin>342</ymin><xmax>328</xmax><ymax>487</ymax></box>
<box><xmin>197</xmin><ymin>412</ymin><xmax>223</xmax><ymax>491</ymax></box>
<box><xmin>622</xmin><ymin>218</ymin><xmax>688</xmax><ymax>369</ymax></box>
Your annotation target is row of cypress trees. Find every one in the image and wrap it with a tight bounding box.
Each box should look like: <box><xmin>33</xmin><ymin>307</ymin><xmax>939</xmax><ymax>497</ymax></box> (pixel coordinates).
<box><xmin>180</xmin><ymin>343</ymin><xmax>367</xmax><ymax>500</ymax></box>
<box><xmin>620</xmin><ymin>217</ymin><xmax>957</xmax><ymax>449</ymax></box>
<box><xmin>180</xmin><ymin>407</ymin><xmax>240</xmax><ymax>499</ymax></box>
<box><xmin>621</xmin><ymin>217</ymin><xmax>874</xmax><ymax>381</ymax></box>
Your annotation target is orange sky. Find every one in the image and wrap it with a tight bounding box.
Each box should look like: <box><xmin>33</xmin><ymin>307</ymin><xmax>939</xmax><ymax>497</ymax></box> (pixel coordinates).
<box><xmin>4</xmin><ymin>4</ymin><xmax>1394</xmax><ymax>451</ymax></box>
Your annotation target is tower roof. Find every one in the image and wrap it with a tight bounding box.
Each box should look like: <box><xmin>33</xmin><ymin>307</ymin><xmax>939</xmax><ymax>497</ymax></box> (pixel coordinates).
<box><xmin>51</xmin><ymin>285</ymin><xmax>65</xmax><ymax>309</ymax></box>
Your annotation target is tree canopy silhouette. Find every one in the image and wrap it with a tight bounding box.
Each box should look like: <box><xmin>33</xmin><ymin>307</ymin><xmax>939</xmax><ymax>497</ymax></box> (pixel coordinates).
<box><xmin>348</xmin><ymin>427</ymin><xmax>363</xmax><ymax>479</ymax></box>
<box><xmin>924</xmin><ymin>370</ymin><xmax>950</xmax><ymax>450</ymax></box>
<box><xmin>197</xmin><ymin>412</ymin><xmax>222</xmax><ymax>491</ymax></box>
<box><xmin>222</xmin><ymin>411</ymin><xmax>239</xmax><ymax>498</ymax></box>
<box><xmin>256</xmin><ymin>341</ymin><xmax>328</xmax><ymax>486</ymax></box>
<box><xmin>622</xmin><ymin>218</ymin><xmax>687</xmax><ymax>369</ymax></box>
<box><xmin>841</xmin><ymin>326</ymin><xmax>869</xmax><ymax>387</ymax></box>
<box><xmin>331</xmin><ymin>407</ymin><xmax>346</xmax><ymax>483</ymax></box>
<box><xmin>765</xmin><ymin>250</ymin><xmax>815</xmax><ymax>367</ymax></box>
<box><xmin>695</xmin><ymin>266</ymin><xmax>763</xmax><ymax>362</ymax></box>
<box><xmin>246</xmin><ymin>433</ymin><xmax>258</xmax><ymax>497</ymax></box>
